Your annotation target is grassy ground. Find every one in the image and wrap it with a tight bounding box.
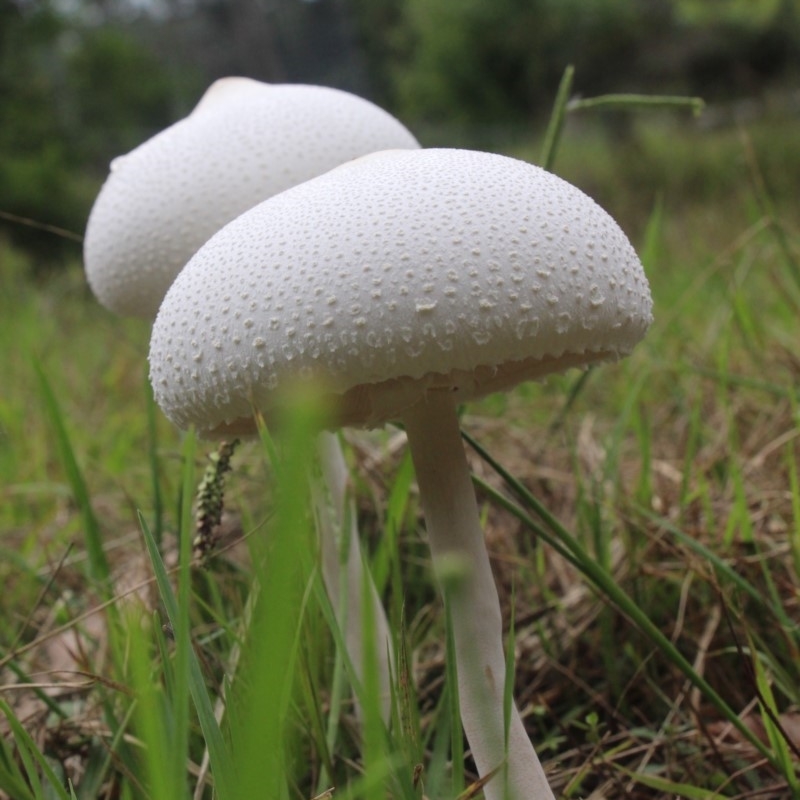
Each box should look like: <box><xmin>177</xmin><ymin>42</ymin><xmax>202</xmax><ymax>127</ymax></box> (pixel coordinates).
<box><xmin>0</xmin><ymin>101</ymin><xmax>798</xmax><ymax>799</ymax></box>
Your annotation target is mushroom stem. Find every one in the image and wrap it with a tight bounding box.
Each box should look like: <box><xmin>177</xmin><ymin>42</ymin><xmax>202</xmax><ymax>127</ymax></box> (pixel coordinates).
<box><xmin>401</xmin><ymin>391</ymin><xmax>555</xmax><ymax>800</ymax></box>
<box><xmin>312</xmin><ymin>431</ymin><xmax>395</xmax><ymax>724</ymax></box>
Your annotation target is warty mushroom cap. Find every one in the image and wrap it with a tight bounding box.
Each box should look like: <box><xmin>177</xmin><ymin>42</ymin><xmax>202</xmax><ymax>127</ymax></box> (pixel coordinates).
<box><xmin>84</xmin><ymin>78</ymin><xmax>420</xmax><ymax>318</ymax></box>
<box><xmin>149</xmin><ymin>148</ymin><xmax>653</xmax><ymax>437</ymax></box>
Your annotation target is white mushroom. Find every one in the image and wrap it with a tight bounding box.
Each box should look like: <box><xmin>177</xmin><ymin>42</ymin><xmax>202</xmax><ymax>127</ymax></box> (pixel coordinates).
<box><xmin>84</xmin><ymin>78</ymin><xmax>419</xmax><ymax>318</ymax></box>
<box><xmin>84</xmin><ymin>77</ymin><xmax>418</xmax><ymax>726</ymax></box>
<box><xmin>149</xmin><ymin>147</ymin><xmax>654</xmax><ymax>800</ymax></box>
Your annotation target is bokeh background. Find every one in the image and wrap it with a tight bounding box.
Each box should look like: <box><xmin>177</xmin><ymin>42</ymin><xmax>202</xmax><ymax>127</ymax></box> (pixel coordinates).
<box><xmin>2</xmin><ymin>0</ymin><xmax>798</xmax><ymax>273</ymax></box>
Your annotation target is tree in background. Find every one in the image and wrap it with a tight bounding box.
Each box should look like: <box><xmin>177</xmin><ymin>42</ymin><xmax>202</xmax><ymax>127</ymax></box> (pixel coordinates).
<box><xmin>0</xmin><ymin>0</ymin><xmax>180</xmax><ymax>267</ymax></box>
<box><xmin>375</xmin><ymin>0</ymin><xmax>799</xmax><ymax>129</ymax></box>
<box><xmin>674</xmin><ymin>0</ymin><xmax>800</xmax><ymax>99</ymax></box>
<box><xmin>347</xmin><ymin>0</ymin><xmax>673</xmax><ymax>129</ymax></box>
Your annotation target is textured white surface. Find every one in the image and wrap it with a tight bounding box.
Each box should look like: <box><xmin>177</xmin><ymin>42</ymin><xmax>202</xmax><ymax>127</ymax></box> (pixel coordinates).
<box><xmin>84</xmin><ymin>79</ymin><xmax>419</xmax><ymax>317</ymax></box>
<box><xmin>149</xmin><ymin>148</ymin><xmax>653</xmax><ymax>435</ymax></box>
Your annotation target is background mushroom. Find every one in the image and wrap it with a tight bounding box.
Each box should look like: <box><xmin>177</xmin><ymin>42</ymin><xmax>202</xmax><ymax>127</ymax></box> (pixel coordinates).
<box><xmin>83</xmin><ymin>76</ymin><xmax>419</xmax><ymax>725</ymax></box>
<box><xmin>149</xmin><ymin>147</ymin><xmax>654</xmax><ymax>799</ymax></box>
<box><xmin>84</xmin><ymin>77</ymin><xmax>419</xmax><ymax>318</ymax></box>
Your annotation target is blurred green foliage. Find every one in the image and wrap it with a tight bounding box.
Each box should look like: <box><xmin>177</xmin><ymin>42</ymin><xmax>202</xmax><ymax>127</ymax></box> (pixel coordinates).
<box><xmin>0</xmin><ymin>1</ymin><xmax>181</xmax><ymax>267</ymax></box>
<box><xmin>392</xmin><ymin>0</ymin><xmax>659</xmax><ymax>124</ymax></box>
<box><xmin>380</xmin><ymin>0</ymin><xmax>799</xmax><ymax>126</ymax></box>
<box><xmin>0</xmin><ymin>0</ymin><xmax>798</xmax><ymax>272</ymax></box>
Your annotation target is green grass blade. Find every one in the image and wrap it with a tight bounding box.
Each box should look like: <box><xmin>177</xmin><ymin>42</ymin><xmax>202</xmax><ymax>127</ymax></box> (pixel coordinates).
<box><xmin>0</xmin><ymin>722</ymin><xmax>35</xmax><ymax>800</ymax></box>
<box><xmin>614</xmin><ymin>766</ymin><xmax>728</xmax><ymax>798</ymax></box>
<box><xmin>538</xmin><ymin>64</ymin><xmax>574</xmax><ymax>172</ymax></box>
<box><xmin>470</xmin><ymin>475</ymin><xmax>579</xmax><ymax>568</ymax></box>
<box><xmin>639</xmin><ymin>196</ymin><xmax>665</xmax><ymax>273</ymax></box>
<box><xmin>0</xmin><ymin>697</ymin><xmax>70</xmax><ymax>800</ymax></box>
<box><xmin>752</xmin><ymin>652</ymin><xmax>800</xmax><ymax>792</ymax></box>
<box><xmin>397</xmin><ymin>604</ymin><xmax>422</xmax><ymax>772</ymax></box>
<box><xmin>171</xmin><ymin>430</ymin><xmax>195</xmax><ymax>797</ymax></box>
<box><xmin>2</xmin><ymin>706</ymin><xmax>45</xmax><ymax>799</ymax></box>
<box><xmin>299</xmin><ymin>636</ymin><xmax>337</xmax><ymax>796</ymax></box>
<box><xmin>359</xmin><ymin>554</ymin><xmax>390</xmax><ymax>800</ymax></box>
<box><xmin>94</xmin><ymin>700</ymin><xmax>137</xmax><ymax>800</ymax></box>
<box><xmin>126</xmin><ymin>615</ymin><xmax>176</xmax><ymax>800</ymax></box>
<box><xmin>443</xmin><ymin>597</ymin><xmax>464</xmax><ymax>798</ymax></box>
<box><xmin>380</xmin><ymin>447</ymin><xmax>415</xmax><ymax>636</ymax></box>
<box><xmin>547</xmin><ymin>368</ymin><xmax>594</xmax><ymax>437</ymax></box>
<box><xmin>228</xmin><ymin>395</ymin><xmax>321</xmax><ymax>798</ymax></box>
<box><xmin>33</xmin><ymin>359</ymin><xmax>110</xmax><ymax>586</ymax></box>
<box><xmin>145</xmin><ymin>368</ymin><xmax>165</xmax><ymax>545</ymax></box>
<box><xmin>423</xmin><ymin>684</ymin><xmax>457</xmax><ymax>799</ymax></box>
<box><xmin>568</xmin><ymin>93</ymin><xmax>705</xmax><ymax>116</ymax></box>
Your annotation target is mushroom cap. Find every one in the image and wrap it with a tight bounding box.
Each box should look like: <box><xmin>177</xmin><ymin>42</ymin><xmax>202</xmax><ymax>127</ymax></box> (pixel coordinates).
<box><xmin>149</xmin><ymin>148</ymin><xmax>653</xmax><ymax>437</ymax></box>
<box><xmin>84</xmin><ymin>78</ymin><xmax>420</xmax><ymax>318</ymax></box>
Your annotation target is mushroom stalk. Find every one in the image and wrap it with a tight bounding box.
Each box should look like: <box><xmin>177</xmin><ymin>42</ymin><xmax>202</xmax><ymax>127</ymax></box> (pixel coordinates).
<box><xmin>401</xmin><ymin>390</ymin><xmax>555</xmax><ymax>800</ymax></box>
<box><xmin>313</xmin><ymin>431</ymin><xmax>395</xmax><ymax>724</ymax></box>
